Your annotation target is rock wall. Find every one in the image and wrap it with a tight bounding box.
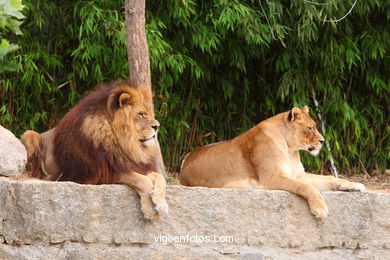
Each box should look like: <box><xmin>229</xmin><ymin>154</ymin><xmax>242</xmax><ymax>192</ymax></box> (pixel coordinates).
<box><xmin>0</xmin><ymin>126</ymin><xmax>26</xmax><ymax>177</ymax></box>
<box><xmin>0</xmin><ymin>179</ymin><xmax>389</xmax><ymax>259</ymax></box>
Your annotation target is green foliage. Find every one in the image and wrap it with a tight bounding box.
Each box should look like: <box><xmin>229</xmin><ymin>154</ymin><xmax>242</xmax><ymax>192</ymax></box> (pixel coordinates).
<box><xmin>0</xmin><ymin>0</ymin><xmax>389</xmax><ymax>174</ymax></box>
<box><xmin>0</xmin><ymin>0</ymin><xmax>25</xmax><ymax>72</ymax></box>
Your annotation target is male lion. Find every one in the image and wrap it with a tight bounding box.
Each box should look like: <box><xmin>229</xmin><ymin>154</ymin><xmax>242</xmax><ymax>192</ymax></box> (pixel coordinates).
<box><xmin>180</xmin><ymin>106</ymin><xmax>365</xmax><ymax>219</ymax></box>
<box><xmin>20</xmin><ymin>80</ymin><xmax>168</xmax><ymax>220</ymax></box>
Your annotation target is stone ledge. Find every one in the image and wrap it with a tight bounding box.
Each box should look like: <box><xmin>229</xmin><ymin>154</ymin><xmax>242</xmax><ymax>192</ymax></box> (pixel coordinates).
<box><xmin>0</xmin><ymin>179</ymin><xmax>389</xmax><ymax>259</ymax></box>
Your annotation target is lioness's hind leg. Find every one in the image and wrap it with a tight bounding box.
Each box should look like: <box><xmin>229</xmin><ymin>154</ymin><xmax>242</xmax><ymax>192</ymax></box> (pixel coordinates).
<box><xmin>116</xmin><ymin>172</ymin><xmax>159</xmax><ymax>220</ymax></box>
<box><xmin>147</xmin><ymin>172</ymin><xmax>169</xmax><ymax>216</ymax></box>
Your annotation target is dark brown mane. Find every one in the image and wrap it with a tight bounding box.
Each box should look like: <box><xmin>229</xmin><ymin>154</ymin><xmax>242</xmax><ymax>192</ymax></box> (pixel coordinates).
<box><xmin>50</xmin><ymin>80</ymin><xmax>157</xmax><ymax>184</ymax></box>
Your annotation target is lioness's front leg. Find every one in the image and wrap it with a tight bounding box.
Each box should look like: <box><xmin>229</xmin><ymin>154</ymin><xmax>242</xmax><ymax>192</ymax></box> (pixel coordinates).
<box><xmin>269</xmin><ymin>175</ymin><xmax>328</xmax><ymax>219</ymax></box>
<box><xmin>297</xmin><ymin>173</ymin><xmax>366</xmax><ymax>191</ymax></box>
<box><xmin>115</xmin><ymin>172</ymin><xmax>158</xmax><ymax>220</ymax></box>
<box><xmin>146</xmin><ymin>171</ymin><xmax>169</xmax><ymax>216</ymax></box>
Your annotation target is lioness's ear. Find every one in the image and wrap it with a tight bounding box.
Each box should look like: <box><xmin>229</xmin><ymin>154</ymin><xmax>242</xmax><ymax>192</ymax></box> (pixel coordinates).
<box><xmin>301</xmin><ymin>106</ymin><xmax>309</xmax><ymax>114</ymax></box>
<box><xmin>288</xmin><ymin>107</ymin><xmax>303</xmax><ymax>122</ymax></box>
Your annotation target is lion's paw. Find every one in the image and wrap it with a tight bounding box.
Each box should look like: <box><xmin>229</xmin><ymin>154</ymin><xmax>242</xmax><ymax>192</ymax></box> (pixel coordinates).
<box><xmin>339</xmin><ymin>182</ymin><xmax>366</xmax><ymax>192</ymax></box>
<box><xmin>150</xmin><ymin>189</ymin><xmax>169</xmax><ymax>216</ymax></box>
<box><xmin>155</xmin><ymin>200</ymin><xmax>169</xmax><ymax>216</ymax></box>
<box><xmin>142</xmin><ymin>207</ymin><xmax>159</xmax><ymax>221</ymax></box>
<box><xmin>140</xmin><ymin>195</ymin><xmax>159</xmax><ymax>221</ymax></box>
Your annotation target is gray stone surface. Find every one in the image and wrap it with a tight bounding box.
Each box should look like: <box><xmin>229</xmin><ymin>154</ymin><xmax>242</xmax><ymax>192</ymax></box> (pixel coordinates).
<box><xmin>0</xmin><ymin>179</ymin><xmax>389</xmax><ymax>259</ymax></box>
<box><xmin>0</xmin><ymin>125</ymin><xmax>27</xmax><ymax>176</ymax></box>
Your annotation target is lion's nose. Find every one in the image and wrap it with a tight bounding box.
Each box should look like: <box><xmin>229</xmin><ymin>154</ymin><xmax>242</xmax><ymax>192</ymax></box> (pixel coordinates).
<box><xmin>151</xmin><ymin>124</ymin><xmax>159</xmax><ymax>131</ymax></box>
<box><xmin>319</xmin><ymin>139</ymin><xmax>324</xmax><ymax>144</ymax></box>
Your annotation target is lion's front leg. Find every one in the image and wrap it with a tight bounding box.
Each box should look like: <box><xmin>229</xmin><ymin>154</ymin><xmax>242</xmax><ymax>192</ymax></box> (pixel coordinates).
<box><xmin>269</xmin><ymin>175</ymin><xmax>328</xmax><ymax>219</ymax></box>
<box><xmin>115</xmin><ymin>172</ymin><xmax>159</xmax><ymax>220</ymax></box>
<box><xmin>146</xmin><ymin>171</ymin><xmax>169</xmax><ymax>216</ymax></box>
<box><xmin>298</xmin><ymin>173</ymin><xmax>366</xmax><ymax>192</ymax></box>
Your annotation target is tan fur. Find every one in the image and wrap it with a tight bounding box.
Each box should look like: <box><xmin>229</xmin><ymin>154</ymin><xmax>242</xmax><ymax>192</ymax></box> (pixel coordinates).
<box><xmin>180</xmin><ymin>106</ymin><xmax>365</xmax><ymax>219</ymax></box>
<box><xmin>20</xmin><ymin>83</ymin><xmax>168</xmax><ymax>220</ymax></box>
<box><xmin>20</xmin><ymin>129</ymin><xmax>57</xmax><ymax>178</ymax></box>
<box><xmin>20</xmin><ymin>130</ymin><xmax>42</xmax><ymax>161</ymax></box>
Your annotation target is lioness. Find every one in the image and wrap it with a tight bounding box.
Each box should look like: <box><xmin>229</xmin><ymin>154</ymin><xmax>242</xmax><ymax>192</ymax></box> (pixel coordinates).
<box><xmin>180</xmin><ymin>106</ymin><xmax>365</xmax><ymax>218</ymax></box>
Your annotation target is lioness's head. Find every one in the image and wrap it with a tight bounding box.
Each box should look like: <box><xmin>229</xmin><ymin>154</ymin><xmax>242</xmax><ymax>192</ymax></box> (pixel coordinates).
<box><xmin>285</xmin><ymin>106</ymin><xmax>324</xmax><ymax>156</ymax></box>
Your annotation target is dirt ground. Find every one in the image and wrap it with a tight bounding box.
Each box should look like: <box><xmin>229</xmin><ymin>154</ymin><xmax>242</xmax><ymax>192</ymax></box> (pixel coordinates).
<box><xmin>169</xmin><ymin>171</ymin><xmax>390</xmax><ymax>193</ymax></box>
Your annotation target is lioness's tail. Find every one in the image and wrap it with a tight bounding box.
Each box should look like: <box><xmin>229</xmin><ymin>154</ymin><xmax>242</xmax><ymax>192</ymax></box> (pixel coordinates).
<box><xmin>20</xmin><ymin>130</ymin><xmax>44</xmax><ymax>178</ymax></box>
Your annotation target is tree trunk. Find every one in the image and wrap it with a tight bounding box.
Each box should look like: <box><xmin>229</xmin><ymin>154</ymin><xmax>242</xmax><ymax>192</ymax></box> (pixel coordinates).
<box><xmin>125</xmin><ymin>0</ymin><xmax>151</xmax><ymax>88</ymax></box>
<box><xmin>124</xmin><ymin>0</ymin><xmax>167</xmax><ymax>176</ymax></box>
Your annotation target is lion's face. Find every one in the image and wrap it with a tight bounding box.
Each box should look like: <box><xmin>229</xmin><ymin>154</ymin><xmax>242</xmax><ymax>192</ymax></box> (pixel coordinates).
<box><xmin>286</xmin><ymin>106</ymin><xmax>324</xmax><ymax>156</ymax></box>
<box><xmin>130</xmin><ymin>101</ymin><xmax>160</xmax><ymax>148</ymax></box>
<box><xmin>81</xmin><ymin>85</ymin><xmax>159</xmax><ymax>164</ymax></box>
<box><xmin>108</xmin><ymin>86</ymin><xmax>159</xmax><ymax>163</ymax></box>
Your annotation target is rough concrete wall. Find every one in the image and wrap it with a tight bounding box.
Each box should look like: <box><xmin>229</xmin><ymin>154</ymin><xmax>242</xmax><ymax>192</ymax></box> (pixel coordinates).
<box><xmin>0</xmin><ymin>179</ymin><xmax>389</xmax><ymax>259</ymax></box>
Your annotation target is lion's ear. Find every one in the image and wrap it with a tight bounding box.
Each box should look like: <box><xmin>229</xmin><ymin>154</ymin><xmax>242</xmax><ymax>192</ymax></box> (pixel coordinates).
<box><xmin>107</xmin><ymin>91</ymin><xmax>135</xmax><ymax>119</ymax></box>
<box><xmin>288</xmin><ymin>107</ymin><xmax>303</xmax><ymax>122</ymax></box>
<box><xmin>301</xmin><ymin>106</ymin><xmax>309</xmax><ymax>114</ymax></box>
<box><xmin>118</xmin><ymin>93</ymin><xmax>133</xmax><ymax>107</ymax></box>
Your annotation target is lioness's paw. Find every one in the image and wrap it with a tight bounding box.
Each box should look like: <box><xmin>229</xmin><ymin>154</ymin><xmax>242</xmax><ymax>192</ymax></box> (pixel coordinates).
<box><xmin>311</xmin><ymin>204</ymin><xmax>328</xmax><ymax>219</ymax></box>
<box><xmin>339</xmin><ymin>182</ymin><xmax>366</xmax><ymax>192</ymax></box>
<box><xmin>309</xmin><ymin>196</ymin><xmax>328</xmax><ymax>219</ymax></box>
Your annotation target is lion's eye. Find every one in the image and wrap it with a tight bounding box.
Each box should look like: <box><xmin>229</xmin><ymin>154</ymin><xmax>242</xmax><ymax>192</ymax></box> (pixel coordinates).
<box><xmin>138</xmin><ymin>112</ymin><xmax>145</xmax><ymax>118</ymax></box>
<box><xmin>308</xmin><ymin>126</ymin><xmax>313</xmax><ymax>131</ymax></box>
